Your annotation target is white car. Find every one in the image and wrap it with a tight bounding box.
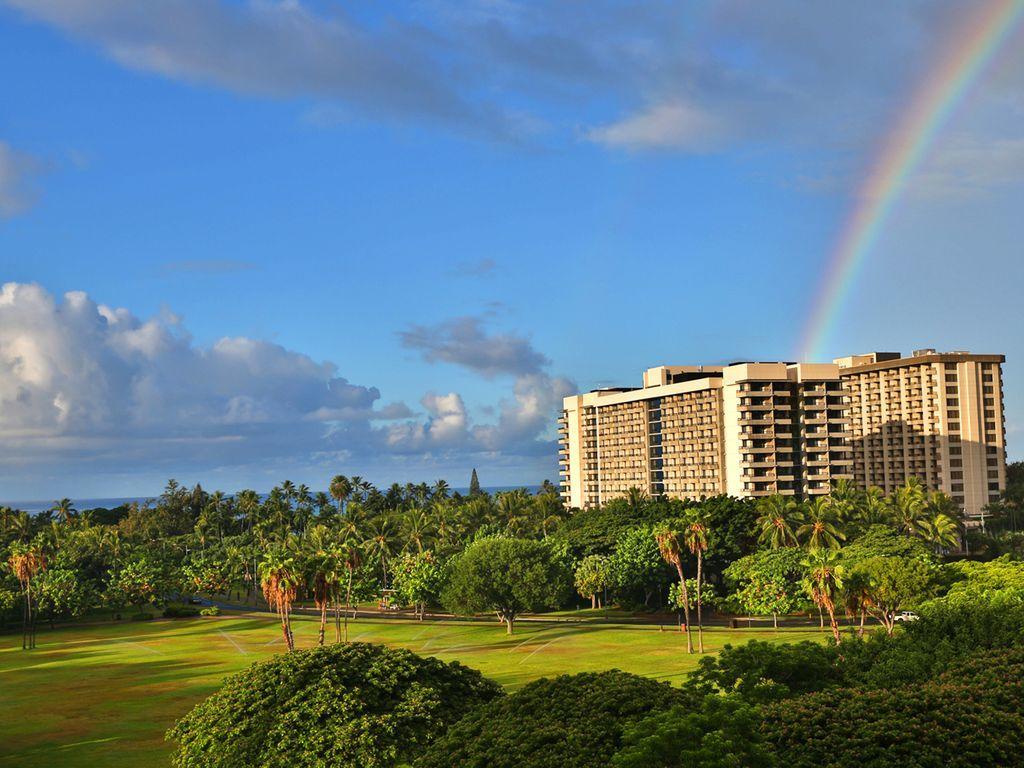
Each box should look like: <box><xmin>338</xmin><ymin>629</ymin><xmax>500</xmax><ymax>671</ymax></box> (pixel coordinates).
<box><xmin>893</xmin><ymin>611</ymin><xmax>919</xmax><ymax>623</ymax></box>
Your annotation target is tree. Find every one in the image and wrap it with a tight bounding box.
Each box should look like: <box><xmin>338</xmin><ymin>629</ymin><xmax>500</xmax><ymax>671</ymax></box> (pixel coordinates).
<box><xmin>469</xmin><ymin>468</ymin><xmax>482</xmax><ymax>497</ymax></box>
<box><xmin>415</xmin><ymin>671</ymin><xmax>691</xmax><ymax>768</ymax></box>
<box><xmin>51</xmin><ymin>498</ymin><xmax>77</xmax><ymax>526</ymax></box>
<box><xmin>442</xmin><ymin>538</ymin><xmax>569</xmax><ymax>634</ymax></box>
<box><xmin>574</xmin><ymin>554</ymin><xmax>612</xmax><ymax>609</ymax></box>
<box><xmin>303</xmin><ymin>526</ymin><xmax>342</xmax><ymax>645</ymax></box>
<box><xmin>169</xmin><ymin>643</ymin><xmax>502</xmax><ymax>768</ymax></box>
<box><xmin>391</xmin><ymin>551</ymin><xmax>444</xmax><ymax>619</ymax></box>
<box><xmin>612</xmin><ymin>696</ymin><xmax>772</xmax><ymax>768</ymax></box>
<box><xmin>36</xmin><ymin>567</ymin><xmax>93</xmax><ymax>626</ymax></box>
<box><xmin>8</xmin><ymin>543</ymin><xmax>47</xmax><ymax>650</ymax></box>
<box><xmin>797</xmin><ymin>497</ymin><xmax>845</xmax><ymax>550</ymax></box>
<box><xmin>851</xmin><ymin>556</ymin><xmax>935</xmax><ymax>636</ymax></box>
<box><xmin>683</xmin><ymin>511</ymin><xmax>710</xmax><ymax>652</ymax></box>
<box><xmin>890</xmin><ymin>477</ymin><xmax>928</xmax><ymax>537</ymax></box>
<box><xmin>330</xmin><ymin>474</ymin><xmax>353</xmax><ymax>514</ymax></box>
<box><xmin>260</xmin><ymin>546</ymin><xmax>302</xmax><ymax>651</ymax></box>
<box><xmin>724</xmin><ymin>548</ymin><xmax>806</xmax><ymax>629</ymax></box>
<box><xmin>801</xmin><ymin>549</ymin><xmax>845</xmax><ymax>644</ymax></box>
<box><xmin>654</xmin><ymin>524</ymin><xmax>693</xmax><ymax>653</ymax></box>
<box><xmin>607</xmin><ymin>525</ymin><xmax>671</xmax><ymax>607</ymax></box>
<box><xmin>756</xmin><ymin>495</ymin><xmax>802</xmax><ymax>549</ymax></box>
<box><xmin>106</xmin><ymin>555</ymin><xmax>161</xmax><ymax>618</ymax></box>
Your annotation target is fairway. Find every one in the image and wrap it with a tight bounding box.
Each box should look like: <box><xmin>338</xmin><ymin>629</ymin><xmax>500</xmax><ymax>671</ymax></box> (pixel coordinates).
<box><xmin>0</xmin><ymin>613</ymin><xmax>822</xmax><ymax>767</ymax></box>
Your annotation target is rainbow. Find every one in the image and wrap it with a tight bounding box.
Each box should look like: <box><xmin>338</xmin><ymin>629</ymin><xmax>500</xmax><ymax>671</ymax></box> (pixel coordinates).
<box><xmin>798</xmin><ymin>0</ymin><xmax>1024</xmax><ymax>361</ymax></box>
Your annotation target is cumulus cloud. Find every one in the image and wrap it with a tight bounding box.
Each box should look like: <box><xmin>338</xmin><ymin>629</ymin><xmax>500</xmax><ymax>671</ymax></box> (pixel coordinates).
<box><xmin>0</xmin><ymin>141</ymin><xmax>42</xmax><ymax>217</ymax></box>
<box><xmin>399</xmin><ymin>315</ymin><xmax>549</xmax><ymax>378</ymax></box>
<box><xmin>0</xmin><ymin>283</ymin><xmax>568</xmax><ymax>491</ymax></box>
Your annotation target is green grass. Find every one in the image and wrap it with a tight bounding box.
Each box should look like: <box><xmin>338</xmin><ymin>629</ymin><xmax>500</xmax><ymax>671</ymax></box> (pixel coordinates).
<box><xmin>0</xmin><ymin>612</ymin><xmax>822</xmax><ymax>767</ymax></box>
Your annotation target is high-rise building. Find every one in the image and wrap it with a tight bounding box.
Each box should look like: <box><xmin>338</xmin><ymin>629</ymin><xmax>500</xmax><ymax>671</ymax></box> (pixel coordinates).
<box><xmin>835</xmin><ymin>350</ymin><xmax>1007</xmax><ymax>519</ymax></box>
<box><xmin>558</xmin><ymin>349</ymin><xmax>1006</xmax><ymax>522</ymax></box>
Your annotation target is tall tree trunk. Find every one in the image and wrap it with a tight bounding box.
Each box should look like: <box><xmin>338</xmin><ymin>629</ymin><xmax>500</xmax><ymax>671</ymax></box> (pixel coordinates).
<box><xmin>824</xmin><ymin>599</ymin><xmax>841</xmax><ymax>644</ymax></box>
<box><xmin>695</xmin><ymin>552</ymin><xmax>704</xmax><ymax>654</ymax></box>
<box><xmin>317</xmin><ymin>599</ymin><xmax>327</xmax><ymax>646</ymax></box>
<box><xmin>674</xmin><ymin>562</ymin><xmax>693</xmax><ymax>654</ymax></box>
<box><xmin>858</xmin><ymin>609</ymin><xmax>866</xmax><ymax>638</ymax></box>
<box><xmin>591</xmin><ymin>594</ymin><xmax>596</xmax><ymax>609</ymax></box>
<box><xmin>344</xmin><ymin>568</ymin><xmax>353</xmax><ymax>643</ymax></box>
<box><xmin>773</xmin><ymin>612</ymin><xmax>778</xmax><ymax>630</ymax></box>
<box><xmin>505</xmin><ymin>615</ymin><xmax>514</xmax><ymax>635</ymax></box>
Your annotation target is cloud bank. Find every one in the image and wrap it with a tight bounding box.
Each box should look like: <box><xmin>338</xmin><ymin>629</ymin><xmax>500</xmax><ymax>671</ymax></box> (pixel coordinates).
<box><xmin>0</xmin><ymin>283</ymin><xmax>573</xmax><ymax>492</ymax></box>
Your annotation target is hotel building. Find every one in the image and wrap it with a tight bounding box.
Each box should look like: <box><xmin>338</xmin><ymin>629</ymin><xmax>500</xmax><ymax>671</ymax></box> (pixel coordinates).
<box><xmin>558</xmin><ymin>349</ymin><xmax>1006</xmax><ymax>521</ymax></box>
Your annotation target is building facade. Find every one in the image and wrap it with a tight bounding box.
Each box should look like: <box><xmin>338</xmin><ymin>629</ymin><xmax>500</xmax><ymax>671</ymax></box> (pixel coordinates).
<box><xmin>558</xmin><ymin>349</ymin><xmax>1006</xmax><ymax>521</ymax></box>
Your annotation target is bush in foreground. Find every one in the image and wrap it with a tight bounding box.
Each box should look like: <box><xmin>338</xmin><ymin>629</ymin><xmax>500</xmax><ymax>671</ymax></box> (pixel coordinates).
<box><xmin>414</xmin><ymin>670</ymin><xmax>692</xmax><ymax>768</ymax></box>
<box><xmin>167</xmin><ymin>642</ymin><xmax>502</xmax><ymax>768</ymax></box>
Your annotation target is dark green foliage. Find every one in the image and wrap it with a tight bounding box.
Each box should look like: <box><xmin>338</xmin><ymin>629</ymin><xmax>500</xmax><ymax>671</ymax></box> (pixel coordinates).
<box><xmin>469</xmin><ymin>468</ymin><xmax>482</xmax><ymax>497</ymax></box>
<box><xmin>415</xmin><ymin>671</ymin><xmax>692</xmax><ymax>768</ymax></box>
<box><xmin>168</xmin><ymin>642</ymin><xmax>502</xmax><ymax>768</ymax></box>
<box><xmin>686</xmin><ymin>640</ymin><xmax>843</xmax><ymax>703</ymax></box>
<box><xmin>442</xmin><ymin>537</ymin><xmax>570</xmax><ymax>632</ymax></box>
<box><xmin>612</xmin><ymin>696</ymin><xmax>774</xmax><ymax>768</ymax></box>
<box><xmin>840</xmin><ymin>524</ymin><xmax>936</xmax><ymax>564</ymax></box>
<box><xmin>761</xmin><ymin>647</ymin><xmax>1024</xmax><ymax>768</ymax></box>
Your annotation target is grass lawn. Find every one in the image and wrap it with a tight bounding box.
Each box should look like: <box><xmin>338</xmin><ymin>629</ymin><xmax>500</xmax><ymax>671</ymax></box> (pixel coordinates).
<box><xmin>0</xmin><ymin>612</ymin><xmax>823</xmax><ymax>767</ymax></box>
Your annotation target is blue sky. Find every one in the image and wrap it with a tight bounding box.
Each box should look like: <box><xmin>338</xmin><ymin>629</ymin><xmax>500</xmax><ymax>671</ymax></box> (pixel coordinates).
<box><xmin>1</xmin><ymin>1</ymin><xmax>1022</xmax><ymax>499</ymax></box>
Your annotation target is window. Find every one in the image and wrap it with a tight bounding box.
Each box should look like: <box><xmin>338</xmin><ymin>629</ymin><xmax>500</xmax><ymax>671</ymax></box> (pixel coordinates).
<box><xmin>950</xmin><ymin>459</ymin><xmax>963</xmax><ymax>467</ymax></box>
<box><xmin>989</xmin><ymin>482</ymin><xmax>1001</xmax><ymax>491</ymax></box>
<box><xmin>947</xmin><ymin>410</ymin><xmax>959</xmax><ymax>419</ymax></box>
<box><xmin>948</xmin><ymin>398</ymin><xmax>959</xmax><ymax>407</ymax></box>
<box><xmin>950</xmin><ymin>471</ymin><xmax>963</xmax><ymax>479</ymax></box>
<box><xmin>946</xmin><ymin>386</ymin><xmax>958</xmax><ymax>395</ymax></box>
<box><xmin>945</xmin><ymin>374</ymin><xmax>957</xmax><ymax>383</ymax></box>
<box><xmin>952</xmin><ymin>483</ymin><xmax>964</xmax><ymax>492</ymax></box>
<box><xmin>987</xmin><ymin>446</ymin><xmax>999</xmax><ymax>454</ymax></box>
<box><xmin>988</xmin><ymin>470</ymin><xmax>999</xmax><ymax>479</ymax></box>
<box><xmin>950</xmin><ymin>446</ymin><xmax>962</xmax><ymax>455</ymax></box>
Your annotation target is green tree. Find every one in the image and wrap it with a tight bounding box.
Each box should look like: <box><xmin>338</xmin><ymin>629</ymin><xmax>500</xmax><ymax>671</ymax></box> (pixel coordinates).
<box><xmin>260</xmin><ymin>545</ymin><xmax>302</xmax><ymax>651</ymax></box>
<box><xmin>574</xmin><ymin>554</ymin><xmax>612</xmax><ymax>608</ymax></box>
<box><xmin>724</xmin><ymin>548</ymin><xmax>806</xmax><ymax>629</ymax></box>
<box><xmin>683</xmin><ymin>510</ymin><xmax>710</xmax><ymax>652</ymax></box>
<box><xmin>442</xmin><ymin>538</ymin><xmax>569</xmax><ymax>634</ymax></box>
<box><xmin>654</xmin><ymin>523</ymin><xmax>693</xmax><ymax>654</ymax></box>
<box><xmin>8</xmin><ymin>543</ymin><xmax>47</xmax><ymax>649</ymax></box>
<box><xmin>169</xmin><ymin>643</ymin><xmax>502</xmax><ymax>768</ymax></box>
<box><xmin>415</xmin><ymin>671</ymin><xmax>691</xmax><ymax>768</ymax></box>
<box><xmin>851</xmin><ymin>556</ymin><xmax>935</xmax><ymax>635</ymax></box>
<box><xmin>796</xmin><ymin>497</ymin><xmax>845</xmax><ymax>551</ymax></box>
<box><xmin>469</xmin><ymin>468</ymin><xmax>482</xmax><ymax>497</ymax></box>
<box><xmin>106</xmin><ymin>555</ymin><xmax>162</xmax><ymax>617</ymax></box>
<box><xmin>756</xmin><ymin>495</ymin><xmax>802</xmax><ymax>549</ymax></box>
<box><xmin>801</xmin><ymin>549</ymin><xmax>845</xmax><ymax>644</ymax></box>
<box><xmin>391</xmin><ymin>551</ymin><xmax>444</xmax><ymax>619</ymax></box>
<box><xmin>607</xmin><ymin>525</ymin><xmax>671</xmax><ymax>607</ymax></box>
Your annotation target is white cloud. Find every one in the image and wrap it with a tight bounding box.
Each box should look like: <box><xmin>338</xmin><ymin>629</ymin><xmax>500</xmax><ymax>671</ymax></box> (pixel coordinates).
<box><xmin>0</xmin><ymin>141</ymin><xmax>42</xmax><ymax>217</ymax></box>
<box><xmin>0</xmin><ymin>283</ymin><xmax>568</xmax><ymax>491</ymax></box>
<box><xmin>586</xmin><ymin>101</ymin><xmax>724</xmax><ymax>152</ymax></box>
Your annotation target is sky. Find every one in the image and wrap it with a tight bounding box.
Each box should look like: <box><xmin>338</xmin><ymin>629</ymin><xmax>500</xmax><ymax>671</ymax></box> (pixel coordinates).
<box><xmin>0</xmin><ymin>0</ymin><xmax>1022</xmax><ymax>500</ymax></box>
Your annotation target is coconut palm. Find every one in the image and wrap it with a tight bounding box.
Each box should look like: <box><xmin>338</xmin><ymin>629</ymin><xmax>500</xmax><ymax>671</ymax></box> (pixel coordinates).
<box><xmin>51</xmin><ymin>498</ymin><xmax>77</xmax><ymax>526</ymax></box>
<box><xmin>860</xmin><ymin>486</ymin><xmax>893</xmax><ymax>526</ymax></box>
<box><xmin>401</xmin><ymin>509</ymin><xmax>435</xmax><ymax>554</ymax></box>
<box><xmin>363</xmin><ymin>516</ymin><xmax>399</xmax><ymax>589</ymax></box>
<box><xmin>802</xmin><ymin>549</ymin><xmax>845</xmax><ymax>644</ymax></box>
<box><xmin>624</xmin><ymin>486</ymin><xmax>648</xmax><ymax>515</ymax></box>
<box><xmin>330</xmin><ymin>474</ymin><xmax>353</xmax><ymax>513</ymax></box>
<box><xmin>654</xmin><ymin>524</ymin><xmax>693</xmax><ymax>654</ymax></box>
<box><xmin>432</xmin><ymin>479</ymin><xmax>450</xmax><ymax>500</ymax></box>
<box><xmin>303</xmin><ymin>526</ymin><xmax>341</xmax><ymax>646</ymax></box>
<box><xmin>891</xmin><ymin>477</ymin><xmax>928</xmax><ymax>537</ymax></box>
<box><xmin>922</xmin><ymin>492</ymin><xmax>962</xmax><ymax>552</ymax></box>
<box><xmin>259</xmin><ymin>546</ymin><xmax>302</xmax><ymax>651</ymax></box>
<box><xmin>756</xmin><ymin>495</ymin><xmax>803</xmax><ymax>549</ymax></box>
<box><xmin>8</xmin><ymin>543</ymin><xmax>47</xmax><ymax>650</ymax></box>
<box><xmin>797</xmin><ymin>497</ymin><xmax>846</xmax><ymax>551</ymax></box>
<box><xmin>829</xmin><ymin>478</ymin><xmax>862</xmax><ymax>523</ymax></box>
<box><xmin>683</xmin><ymin>511</ymin><xmax>710</xmax><ymax>653</ymax></box>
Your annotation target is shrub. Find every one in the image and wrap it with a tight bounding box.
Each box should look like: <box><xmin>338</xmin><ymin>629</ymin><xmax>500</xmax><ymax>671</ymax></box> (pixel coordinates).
<box><xmin>168</xmin><ymin>642</ymin><xmax>501</xmax><ymax>768</ymax></box>
<box><xmin>162</xmin><ymin>604</ymin><xmax>201</xmax><ymax>618</ymax></box>
<box><xmin>414</xmin><ymin>670</ymin><xmax>692</xmax><ymax>768</ymax></box>
<box><xmin>761</xmin><ymin>647</ymin><xmax>1024</xmax><ymax>768</ymax></box>
<box><xmin>199</xmin><ymin>606</ymin><xmax>220</xmax><ymax>617</ymax></box>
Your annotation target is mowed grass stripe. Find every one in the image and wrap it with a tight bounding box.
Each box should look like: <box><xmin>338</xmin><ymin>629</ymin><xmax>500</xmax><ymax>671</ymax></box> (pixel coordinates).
<box><xmin>0</xmin><ymin>614</ymin><xmax>822</xmax><ymax>768</ymax></box>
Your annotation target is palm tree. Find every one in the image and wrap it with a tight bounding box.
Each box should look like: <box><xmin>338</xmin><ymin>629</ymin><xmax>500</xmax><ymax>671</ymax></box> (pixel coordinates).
<box><xmin>829</xmin><ymin>478</ymin><xmax>862</xmax><ymax>523</ymax></box>
<box><xmin>51</xmin><ymin>498</ymin><xmax>77</xmax><ymax>526</ymax></box>
<box><xmin>860</xmin><ymin>486</ymin><xmax>893</xmax><ymax>526</ymax></box>
<box><xmin>330</xmin><ymin>475</ymin><xmax>353</xmax><ymax>514</ymax></box>
<box><xmin>339</xmin><ymin>534</ymin><xmax>363</xmax><ymax>642</ymax></box>
<box><xmin>756</xmin><ymin>495</ymin><xmax>802</xmax><ymax>549</ymax></box>
<box><xmin>363</xmin><ymin>516</ymin><xmax>399</xmax><ymax>589</ymax></box>
<box><xmin>797</xmin><ymin>497</ymin><xmax>846</xmax><ymax>551</ymax></box>
<box><xmin>432</xmin><ymin>479</ymin><xmax>450</xmax><ymax>500</ymax></box>
<box><xmin>625</xmin><ymin>486</ymin><xmax>648</xmax><ymax>515</ymax></box>
<box><xmin>802</xmin><ymin>549</ymin><xmax>845</xmax><ymax>644</ymax></box>
<box><xmin>683</xmin><ymin>512</ymin><xmax>710</xmax><ymax>653</ymax></box>
<box><xmin>891</xmin><ymin>477</ymin><xmax>928</xmax><ymax>537</ymax></box>
<box><xmin>922</xmin><ymin>492</ymin><xmax>962</xmax><ymax>553</ymax></box>
<box><xmin>654</xmin><ymin>524</ymin><xmax>693</xmax><ymax>654</ymax></box>
<box><xmin>303</xmin><ymin>526</ymin><xmax>340</xmax><ymax>646</ymax></box>
<box><xmin>401</xmin><ymin>509</ymin><xmax>434</xmax><ymax>554</ymax></box>
<box><xmin>9</xmin><ymin>543</ymin><xmax>47</xmax><ymax>650</ymax></box>
<box><xmin>259</xmin><ymin>546</ymin><xmax>301</xmax><ymax>651</ymax></box>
